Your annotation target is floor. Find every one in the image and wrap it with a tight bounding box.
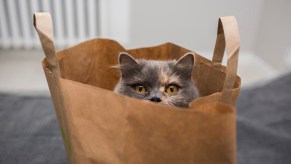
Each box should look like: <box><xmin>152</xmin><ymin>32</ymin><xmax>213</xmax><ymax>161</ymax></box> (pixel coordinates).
<box><xmin>0</xmin><ymin>50</ymin><xmax>48</xmax><ymax>95</ymax></box>
<box><xmin>0</xmin><ymin>49</ymin><xmax>281</xmax><ymax>95</ymax></box>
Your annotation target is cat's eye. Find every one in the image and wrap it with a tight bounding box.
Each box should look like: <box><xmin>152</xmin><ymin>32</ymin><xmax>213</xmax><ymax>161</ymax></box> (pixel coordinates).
<box><xmin>165</xmin><ymin>84</ymin><xmax>178</xmax><ymax>94</ymax></box>
<box><xmin>134</xmin><ymin>85</ymin><xmax>147</xmax><ymax>93</ymax></box>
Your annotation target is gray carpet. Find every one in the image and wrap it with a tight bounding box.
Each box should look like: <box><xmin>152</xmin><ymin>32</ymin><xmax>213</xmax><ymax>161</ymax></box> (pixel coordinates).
<box><xmin>0</xmin><ymin>73</ymin><xmax>291</xmax><ymax>164</ymax></box>
<box><xmin>0</xmin><ymin>94</ymin><xmax>67</xmax><ymax>163</ymax></box>
<box><xmin>237</xmin><ymin>73</ymin><xmax>291</xmax><ymax>163</ymax></box>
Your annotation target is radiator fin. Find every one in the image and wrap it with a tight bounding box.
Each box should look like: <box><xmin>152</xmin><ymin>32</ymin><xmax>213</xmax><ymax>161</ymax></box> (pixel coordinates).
<box><xmin>0</xmin><ymin>0</ymin><xmax>100</xmax><ymax>49</ymax></box>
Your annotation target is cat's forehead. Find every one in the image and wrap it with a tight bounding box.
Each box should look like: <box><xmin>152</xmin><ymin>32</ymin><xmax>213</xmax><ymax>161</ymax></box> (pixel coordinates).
<box><xmin>137</xmin><ymin>60</ymin><xmax>175</xmax><ymax>69</ymax></box>
<box><xmin>136</xmin><ymin>59</ymin><xmax>181</xmax><ymax>85</ymax></box>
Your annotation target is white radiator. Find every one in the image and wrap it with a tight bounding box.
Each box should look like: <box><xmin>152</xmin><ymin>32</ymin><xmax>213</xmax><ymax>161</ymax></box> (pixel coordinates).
<box><xmin>0</xmin><ymin>0</ymin><xmax>101</xmax><ymax>49</ymax></box>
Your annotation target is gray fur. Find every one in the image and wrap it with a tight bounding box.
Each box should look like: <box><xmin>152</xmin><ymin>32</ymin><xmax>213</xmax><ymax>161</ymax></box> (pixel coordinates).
<box><xmin>114</xmin><ymin>52</ymin><xmax>199</xmax><ymax>107</ymax></box>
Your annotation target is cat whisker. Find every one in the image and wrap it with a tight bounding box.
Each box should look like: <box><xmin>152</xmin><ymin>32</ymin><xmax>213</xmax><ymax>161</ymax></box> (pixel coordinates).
<box><xmin>109</xmin><ymin>65</ymin><xmax>120</xmax><ymax>69</ymax></box>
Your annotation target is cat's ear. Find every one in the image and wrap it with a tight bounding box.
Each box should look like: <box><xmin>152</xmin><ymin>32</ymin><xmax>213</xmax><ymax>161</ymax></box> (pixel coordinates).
<box><xmin>174</xmin><ymin>52</ymin><xmax>195</xmax><ymax>79</ymax></box>
<box><xmin>118</xmin><ymin>52</ymin><xmax>140</xmax><ymax>79</ymax></box>
<box><xmin>176</xmin><ymin>52</ymin><xmax>195</xmax><ymax>68</ymax></box>
<box><xmin>118</xmin><ymin>52</ymin><xmax>138</xmax><ymax>66</ymax></box>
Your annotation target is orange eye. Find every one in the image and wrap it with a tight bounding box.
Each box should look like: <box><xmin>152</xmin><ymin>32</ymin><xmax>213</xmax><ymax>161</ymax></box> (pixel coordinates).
<box><xmin>165</xmin><ymin>85</ymin><xmax>178</xmax><ymax>94</ymax></box>
<box><xmin>134</xmin><ymin>85</ymin><xmax>146</xmax><ymax>93</ymax></box>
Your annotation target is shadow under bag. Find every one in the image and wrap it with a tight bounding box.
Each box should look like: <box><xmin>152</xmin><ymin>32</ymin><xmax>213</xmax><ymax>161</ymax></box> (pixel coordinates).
<box><xmin>34</xmin><ymin>12</ymin><xmax>241</xmax><ymax>164</ymax></box>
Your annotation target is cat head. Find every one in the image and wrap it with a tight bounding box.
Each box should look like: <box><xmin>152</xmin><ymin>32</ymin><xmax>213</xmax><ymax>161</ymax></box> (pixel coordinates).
<box><xmin>114</xmin><ymin>52</ymin><xmax>199</xmax><ymax>107</ymax></box>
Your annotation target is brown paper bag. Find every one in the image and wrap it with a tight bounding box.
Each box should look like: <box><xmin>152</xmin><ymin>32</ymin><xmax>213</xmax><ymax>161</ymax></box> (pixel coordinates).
<box><xmin>33</xmin><ymin>12</ymin><xmax>241</xmax><ymax>164</ymax></box>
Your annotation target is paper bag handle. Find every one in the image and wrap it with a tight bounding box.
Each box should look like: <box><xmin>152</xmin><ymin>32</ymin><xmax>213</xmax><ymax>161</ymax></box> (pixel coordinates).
<box><xmin>211</xmin><ymin>16</ymin><xmax>240</xmax><ymax>103</ymax></box>
<box><xmin>33</xmin><ymin>12</ymin><xmax>60</xmax><ymax>78</ymax></box>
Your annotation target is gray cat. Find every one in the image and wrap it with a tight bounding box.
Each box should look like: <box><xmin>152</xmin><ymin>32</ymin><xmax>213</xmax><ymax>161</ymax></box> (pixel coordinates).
<box><xmin>114</xmin><ymin>52</ymin><xmax>199</xmax><ymax>107</ymax></box>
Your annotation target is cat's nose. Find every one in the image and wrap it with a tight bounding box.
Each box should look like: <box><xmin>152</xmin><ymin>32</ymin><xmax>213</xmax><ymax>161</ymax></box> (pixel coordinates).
<box><xmin>150</xmin><ymin>97</ymin><xmax>162</xmax><ymax>102</ymax></box>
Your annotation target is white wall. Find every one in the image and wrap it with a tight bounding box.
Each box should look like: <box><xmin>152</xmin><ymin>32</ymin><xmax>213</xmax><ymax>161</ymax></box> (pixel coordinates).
<box><xmin>127</xmin><ymin>0</ymin><xmax>264</xmax><ymax>52</ymax></box>
<box><xmin>254</xmin><ymin>0</ymin><xmax>291</xmax><ymax>72</ymax></box>
<box><xmin>126</xmin><ymin>0</ymin><xmax>291</xmax><ymax>73</ymax></box>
